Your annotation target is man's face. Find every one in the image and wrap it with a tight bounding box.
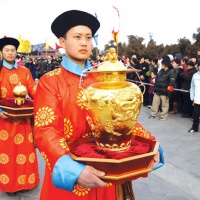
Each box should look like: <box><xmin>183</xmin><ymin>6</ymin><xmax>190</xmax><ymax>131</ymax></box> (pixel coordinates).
<box><xmin>161</xmin><ymin>64</ymin><xmax>168</xmax><ymax>71</ymax></box>
<box><xmin>1</xmin><ymin>45</ymin><xmax>17</xmax><ymax>63</ymax></box>
<box><xmin>139</xmin><ymin>57</ymin><xmax>144</xmax><ymax>64</ymax></box>
<box><xmin>59</xmin><ymin>25</ymin><xmax>93</xmax><ymax>66</ymax></box>
<box><xmin>172</xmin><ymin>61</ymin><xmax>178</xmax><ymax>68</ymax></box>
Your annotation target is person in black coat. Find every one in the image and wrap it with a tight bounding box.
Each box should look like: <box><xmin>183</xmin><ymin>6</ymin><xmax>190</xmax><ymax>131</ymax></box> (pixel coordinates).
<box><xmin>169</xmin><ymin>58</ymin><xmax>184</xmax><ymax>114</ymax></box>
<box><xmin>137</xmin><ymin>55</ymin><xmax>150</xmax><ymax>106</ymax></box>
<box><xmin>38</xmin><ymin>58</ymin><xmax>47</xmax><ymax>78</ymax></box>
<box><xmin>25</xmin><ymin>58</ymin><xmax>37</xmax><ymax>80</ymax></box>
<box><xmin>46</xmin><ymin>56</ymin><xmax>55</xmax><ymax>72</ymax></box>
<box><xmin>150</xmin><ymin>58</ymin><xmax>176</xmax><ymax>120</ymax></box>
<box><xmin>180</xmin><ymin>61</ymin><xmax>197</xmax><ymax>118</ymax></box>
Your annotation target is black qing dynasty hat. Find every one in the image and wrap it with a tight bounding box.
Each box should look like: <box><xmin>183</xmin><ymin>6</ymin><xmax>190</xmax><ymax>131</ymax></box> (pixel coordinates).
<box><xmin>51</xmin><ymin>10</ymin><xmax>100</xmax><ymax>38</ymax></box>
<box><xmin>0</xmin><ymin>36</ymin><xmax>20</xmax><ymax>51</ymax></box>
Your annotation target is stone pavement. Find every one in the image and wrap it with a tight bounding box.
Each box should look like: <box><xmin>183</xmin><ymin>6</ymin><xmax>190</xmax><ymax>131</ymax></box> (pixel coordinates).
<box><xmin>0</xmin><ymin>106</ymin><xmax>200</xmax><ymax>200</ymax></box>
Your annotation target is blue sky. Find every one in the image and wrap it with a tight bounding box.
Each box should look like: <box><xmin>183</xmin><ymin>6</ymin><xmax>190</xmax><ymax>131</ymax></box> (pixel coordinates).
<box><xmin>0</xmin><ymin>0</ymin><xmax>200</xmax><ymax>51</ymax></box>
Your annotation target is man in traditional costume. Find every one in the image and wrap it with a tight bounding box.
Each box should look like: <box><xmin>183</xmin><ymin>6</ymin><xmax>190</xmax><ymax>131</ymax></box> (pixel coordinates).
<box><xmin>34</xmin><ymin>10</ymin><xmax>164</xmax><ymax>200</ymax></box>
<box><xmin>0</xmin><ymin>37</ymin><xmax>40</xmax><ymax>194</ymax></box>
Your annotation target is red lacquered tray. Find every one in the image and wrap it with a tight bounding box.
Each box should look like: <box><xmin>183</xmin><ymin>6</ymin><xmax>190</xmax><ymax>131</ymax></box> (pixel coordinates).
<box><xmin>68</xmin><ymin>136</ymin><xmax>159</xmax><ymax>184</ymax></box>
<box><xmin>0</xmin><ymin>98</ymin><xmax>34</xmax><ymax>118</ymax></box>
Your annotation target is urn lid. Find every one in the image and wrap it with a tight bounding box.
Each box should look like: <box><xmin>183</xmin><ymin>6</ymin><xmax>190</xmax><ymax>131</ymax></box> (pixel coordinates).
<box><xmin>97</xmin><ymin>60</ymin><xmax>126</xmax><ymax>72</ymax></box>
<box><xmin>83</xmin><ymin>47</ymin><xmax>140</xmax><ymax>74</ymax></box>
<box><xmin>13</xmin><ymin>82</ymin><xmax>27</xmax><ymax>96</ymax></box>
<box><xmin>83</xmin><ymin>59</ymin><xmax>140</xmax><ymax>74</ymax></box>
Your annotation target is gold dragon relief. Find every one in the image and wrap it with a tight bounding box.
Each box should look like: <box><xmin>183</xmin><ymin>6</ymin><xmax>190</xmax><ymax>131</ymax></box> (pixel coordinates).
<box><xmin>84</xmin><ymin>86</ymin><xmax>143</xmax><ymax>151</ymax></box>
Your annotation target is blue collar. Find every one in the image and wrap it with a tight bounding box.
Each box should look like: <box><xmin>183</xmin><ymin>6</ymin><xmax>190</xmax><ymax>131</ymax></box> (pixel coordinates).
<box><xmin>3</xmin><ymin>60</ymin><xmax>18</xmax><ymax>70</ymax></box>
<box><xmin>61</xmin><ymin>55</ymin><xmax>93</xmax><ymax>77</ymax></box>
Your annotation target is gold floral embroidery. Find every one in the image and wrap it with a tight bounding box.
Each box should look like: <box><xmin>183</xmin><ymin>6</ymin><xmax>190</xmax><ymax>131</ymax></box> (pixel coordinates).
<box><xmin>64</xmin><ymin>118</ymin><xmax>73</xmax><ymax>139</ymax></box>
<box><xmin>0</xmin><ymin>130</ymin><xmax>9</xmax><ymax>141</ymax></box>
<box><xmin>28</xmin><ymin>173</ymin><xmax>35</xmax><ymax>184</ymax></box>
<box><xmin>77</xmin><ymin>90</ymin><xmax>85</xmax><ymax>109</ymax></box>
<box><xmin>33</xmin><ymin>84</ymin><xmax>37</xmax><ymax>91</ymax></box>
<box><xmin>132</xmin><ymin>126</ymin><xmax>150</xmax><ymax>139</ymax></box>
<box><xmin>0</xmin><ymin>87</ymin><xmax>7</xmax><ymax>98</ymax></box>
<box><xmin>105</xmin><ymin>182</ymin><xmax>112</xmax><ymax>187</ymax></box>
<box><xmin>28</xmin><ymin>132</ymin><xmax>33</xmax><ymax>143</ymax></box>
<box><xmin>29</xmin><ymin>153</ymin><xmax>35</xmax><ymax>163</ymax></box>
<box><xmin>10</xmin><ymin>74</ymin><xmax>19</xmax><ymax>84</ymax></box>
<box><xmin>73</xmin><ymin>184</ymin><xmax>91</xmax><ymax>196</ymax></box>
<box><xmin>46</xmin><ymin>68</ymin><xmax>62</xmax><ymax>77</ymax></box>
<box><xmin>35</xmin><ymin>107</ymin><xmax>55</xmax><ymax>127</ymax></box>
<box><xmin>16</xmin><ymin>154</ymin><xmax>26</xmax><ymax>164</ymax></box>
<box><xmin>18</xmin><ymin>175</ymin><xmax>26</xmax><ymax>185</ymax></box>
<box><xmin>0</xmin><ymin>174</ymin><xmax>9</xmax><ymax>184</ymax></box>
<box><xmin>81</xmin><ymin>133</ymin><xmax>91</xmax><ymax>138</ymax></box>
<box><xmin>27</xmin><ymin>74</ymin><xmax>30</xmax><ymax>80</ymax></box>
<box><xmin>0</xmin><ymin>154</ymin><xmax>9</xmax><ymax>164</ymax></box>
<box><xmin>14</xmin><ymin>134</ymin><xmax>24</xmax><ymax>145</ymax></box>
<box><xmin>40</xmin><ymin>151</ymin><xmax>51</xmax><ymax>171</ymax></box>
<box><xmin>59</xmin><ymin>138</ymin><xmax>70</xmax><ymax>151</ymax></box>
<box><xmin>56</xmin><ymin>93</ymin><xmax>61</xmax><ymax>101</ymax></box>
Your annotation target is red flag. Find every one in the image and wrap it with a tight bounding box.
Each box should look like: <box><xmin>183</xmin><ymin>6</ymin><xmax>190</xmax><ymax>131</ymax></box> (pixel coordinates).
<box><xmin>112</xmin><ymin>6</ymin><xmax>120</xmax><ymax>44</ymax></box>
<box><xmin>55</xmin><ymin>42</ymin><xmax>62</xmax><ymax>50</ymax></box>
<box><xmin>112</xmin><ymin>30</ymin><xmax>119</xmax><ymax>44</ymax></box>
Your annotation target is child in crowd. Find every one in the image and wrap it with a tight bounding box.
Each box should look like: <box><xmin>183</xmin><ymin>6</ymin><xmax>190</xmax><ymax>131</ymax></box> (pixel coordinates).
<box><xmin>147</xmin><ymin>69</ymin><xmax>157</xmax><ymax>109</ymax></box>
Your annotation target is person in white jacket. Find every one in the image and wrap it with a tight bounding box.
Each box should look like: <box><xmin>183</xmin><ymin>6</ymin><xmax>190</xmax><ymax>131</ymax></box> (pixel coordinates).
<box><xmin>188</xmin><ymin>62</ymin><xmax>200</xmax><ymax>133</ymax></box>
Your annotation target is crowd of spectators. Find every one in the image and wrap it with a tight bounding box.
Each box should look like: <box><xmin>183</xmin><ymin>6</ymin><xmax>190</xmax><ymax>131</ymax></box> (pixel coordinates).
<box><xmin>15</xmin><ymin>55</ymin><xmax>63</xmax><ymax>80</ymax></box>
<box><xmin>16</xmin><ymin>49</ymin><xmax>200</xmax><ymax>127</ymax></box>
<box><xmin>124</xmin><ymin>50</ymin><xmax>200</xmax><ymax>128</ymax></box>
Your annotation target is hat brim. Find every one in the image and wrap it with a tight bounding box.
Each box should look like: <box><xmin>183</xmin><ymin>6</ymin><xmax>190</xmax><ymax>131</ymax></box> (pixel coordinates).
<box><xmin>51</xmin><ymin>10</ymin><xmax>100</xmax><ymax>38</ymax></box>
<box><xmin>0</xmin><ymin>37</ymin><xmax>19</xmax><ymax>50</ymax></box>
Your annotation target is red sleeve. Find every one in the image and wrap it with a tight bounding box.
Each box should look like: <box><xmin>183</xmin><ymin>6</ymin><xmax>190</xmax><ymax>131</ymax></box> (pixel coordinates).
<box><xmin>34</xmin><ymin>73</ymin><xmax>69</xmax><ymax>171</ymax></box>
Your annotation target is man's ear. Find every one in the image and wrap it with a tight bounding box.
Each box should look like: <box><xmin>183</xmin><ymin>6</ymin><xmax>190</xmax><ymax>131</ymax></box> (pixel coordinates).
<box><xmin>58</xmin><ymin>37</ymin><xmax>65</xmax><ymax>48</ymax></box>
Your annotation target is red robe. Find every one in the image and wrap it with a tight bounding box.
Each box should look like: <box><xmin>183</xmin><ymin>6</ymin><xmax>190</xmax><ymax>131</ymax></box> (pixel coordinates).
<box><xmin>34</xmin><ymin>67</ymin><xmax>155</xmax><ymax>200</ymax></box>
<box><xmin>0</xmin><ymin>65</ymin><xmax>40</xmax><ymax>192</ymax></box>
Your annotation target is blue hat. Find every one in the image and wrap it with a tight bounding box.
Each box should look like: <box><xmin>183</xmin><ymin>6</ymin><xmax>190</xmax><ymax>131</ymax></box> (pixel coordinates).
<box><xmin>51</xmin><ymin>10</ymin><xmax>100</xmax><ymax>38</ymax></box>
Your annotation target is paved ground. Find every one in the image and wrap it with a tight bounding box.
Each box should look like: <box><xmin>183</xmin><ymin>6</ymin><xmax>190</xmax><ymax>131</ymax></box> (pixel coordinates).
<box><xmin>0</xmin><ymin>106</ymin><xmax>200</xmax><ymax>200</ymax></box>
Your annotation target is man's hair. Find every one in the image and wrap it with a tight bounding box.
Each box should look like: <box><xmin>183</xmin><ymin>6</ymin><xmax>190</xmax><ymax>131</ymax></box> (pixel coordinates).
<box><xmin>173</xmin><ymin>58</ymin><xmax>181</xmax><ymax>65</ymax></box>
<box><xmin>16</xmin><ymin>55</ymin><xmax>20</xmax><ymax>59</ymax></box>
<box><xmin>161</xmin><ymin>58</ymin><xmax>172</xmax><ymax>69</ymax></box>
<box><xmin>152</xmin><ymin>58</ymin><xmax>158</xmax><ymax>64</ymax></box>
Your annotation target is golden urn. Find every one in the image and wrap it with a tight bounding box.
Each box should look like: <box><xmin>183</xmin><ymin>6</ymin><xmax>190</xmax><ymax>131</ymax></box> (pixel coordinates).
<box><xmin>13</xmin><ymin>82</ymin><xmax>27</xmax><ymax>105</ymax></box>
<box><xmin>81</xmin><ymin>54</ymin><xmax>143</xmax><ymax>152</ymax></box>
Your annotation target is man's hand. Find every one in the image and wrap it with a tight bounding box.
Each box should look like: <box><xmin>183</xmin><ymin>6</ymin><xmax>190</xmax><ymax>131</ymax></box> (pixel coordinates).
<box><xmin>152</xmin><ymin>150</ymin><xmax>160</xmax><ymax>168</ymax></box>
<box><xmin>77</xmin><ymin>165</ymin><xmax>107</xmax><ymax>188</ymax></box>
<box><xmin>140</xmin><ymin>75</ymin><xmax>145</xmax><ymax>80</ymax></box>
<box><xmin>0</xmin><ymin>111</ymin><xmax>8</xmax><ymax>119</ymax></box>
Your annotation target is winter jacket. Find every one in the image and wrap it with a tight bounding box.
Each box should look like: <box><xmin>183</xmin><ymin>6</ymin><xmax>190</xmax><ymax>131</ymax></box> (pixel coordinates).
<box><xmin>172</xmin><ymin>66</ymin><xmax>184</xmax><ymax>89</ymax></box>
<box><xmin>190</xmin><ymin>71</ymin><xmax>200</xmax><ymax>104</ymax></box>
<box><xmin>180</xmin><ymin>67</ymin><xmax>197</xmax><ymax>90</ymax></box>
<box><xmin>153</xmin><ymin>68</ymin><xmax>175</xmax><ymax>96</ymax></box>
